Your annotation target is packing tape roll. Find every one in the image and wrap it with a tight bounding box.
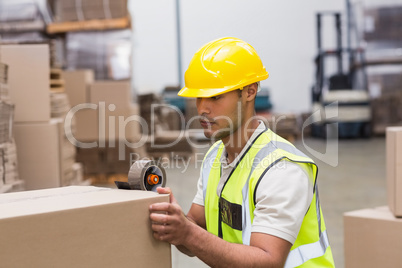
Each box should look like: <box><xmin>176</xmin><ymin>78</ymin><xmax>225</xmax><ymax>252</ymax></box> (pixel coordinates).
<box><xmin>128</xmin><ymin>160</ymin><xmax>166</xmax><ymax>191</ymax></box>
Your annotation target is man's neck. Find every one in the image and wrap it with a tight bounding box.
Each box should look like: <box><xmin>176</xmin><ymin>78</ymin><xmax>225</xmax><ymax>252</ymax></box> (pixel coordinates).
<box><xmin>222</xmin><ymin>119</ymin><xmax>260</xmax><ymax>164</ymax></box>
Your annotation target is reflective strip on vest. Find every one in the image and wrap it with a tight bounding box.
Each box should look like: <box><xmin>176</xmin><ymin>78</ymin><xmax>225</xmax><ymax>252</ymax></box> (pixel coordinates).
<box><xmin>202</xmin><ymin>142</ymin><xmax>221</xmax><ymax>201</ymax></box>
<box><xmin>241</xmin><ymin>140</ymin><xmax>280</xmax><ymax>245</ymax></box>
<box><xmin>284</xmin><ymin>183</ymin><xmax>329</xmax><ymax>268</ymax></box>
<box><xmin>284</xmin><ymin>230</ymin><xmax>330</xmax><ymax>268</ymax></box>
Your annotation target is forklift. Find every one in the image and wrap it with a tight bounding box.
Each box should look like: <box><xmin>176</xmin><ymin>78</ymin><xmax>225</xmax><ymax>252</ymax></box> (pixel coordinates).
<box><xmin>311</xmin><ymin>11</ymin><xmax>371</xmax><ymax>138</ymax></box>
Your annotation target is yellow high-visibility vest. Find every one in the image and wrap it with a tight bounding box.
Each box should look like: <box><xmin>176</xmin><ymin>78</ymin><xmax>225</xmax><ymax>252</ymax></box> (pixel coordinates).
<box><xmin>201</xmin><ymin>129</ymin><xmax>335</xmax><ymax>267</ymax></box>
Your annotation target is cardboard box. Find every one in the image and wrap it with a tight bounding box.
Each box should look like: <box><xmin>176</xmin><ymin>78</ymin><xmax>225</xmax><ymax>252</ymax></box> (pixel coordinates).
<box><xmin>73</xmin><ymin>103</ymin><xmax>141</xmax><ymax>142</ymax></box>
<box><xmin>0</xmin><ymin>186</ymin><xmax>171</xmax><ymax>268</ymax></box>
<box><xmin>14</xmin><ymin>120</ymin><xmax>62</xmax><ymax>190</ymax></box>
<box><xmin>386</xmin><ymin>127</ymin><xmax>402</xmax><ymax>217</ymax></box>
<box><xmin>13</xmin><ymin>119</ymin><xmax>76</xmax><ymax>190</ymax></box>
<box><xmin>0</xmin><ymin>44</ymin><xmax>50</xmax><ymax>123</ymax></box>
<box><xmin>62</xmin><ymin>69</ymin><xmax>94</xmax><ymax>107</ymax></box>
<box><xmin>89</xmin><ymin>80</ymin><xmax>131</xmax><ymax>110</ymax></box>
<box><xmin>344</xmin><ymin>206</ymin><xmax>402</xmax><ymax>268</ymax></box>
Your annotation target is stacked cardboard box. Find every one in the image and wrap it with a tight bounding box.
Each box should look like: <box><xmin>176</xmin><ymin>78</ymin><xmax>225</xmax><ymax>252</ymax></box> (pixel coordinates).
<box><xmin>0</xmin><ymin>139</ymin><xmax>22</xmax><ymax>193</ymax></box>
<box><xmin>368</xmin><ymin>72</ymin><xmax>402</xmax><ymax>135</ymax></box>
<box><xmin>0</xmin><ymin>44</ymin><xmax>86</xmax><ymax>190</ymax></box>
<box><xmin>371</xmin><ymin>92</ymin><xmax>402</xmax><ymax>135</ymax></box>
<box><xmin>138</xmin><ymin>93</ymin><xmax>166</xmax><ymax>134</ymax></box>
<box><xmin>363</xmin><ymin>5</ymin><xmax>402</xmax><ymax>42</ymax></box>
<box><xmin>139</xmin><ymin>93</ymin><xmax>186</xmax><ymax>134</ymax></box>
<box><xmin>0</xmin><ymin>37</ymin><xmax>65</xmax><ymax>69</ymax></box>
<box><xmin>13</xmin><ymin>118</ymin><xmax>82</xmax><ymax>190</ymax></box>
<box><xmin>0</xmin><ymin>58</ymin><xmax>22</xmax><ymax>193</ymax></box>
<box><xmin>0</xmin><ymin>186</ymin><xmax>171</xmax><ymax>267</ymax></box>
<box><xmin>63</xmin><ymin>74</ymin><xmax>145</xmax><ymax>176</ymax></box>
<box><xmin>51</xmin><ymin>0</ymin><xmax>128</xmax><ymax>22</ymax></box>
<box><xmin>0</xmin><ymin>63</ymin><xmax>9</xmax><ymax>100</ymax></box>
<box><xmin>138</xmin><ymin>93</ymin><xmax>198</xmax><ymax>160</ymax></box>
<box><xmin>344</xmin><ymin>127</ymin><xmax>402</xmax><ymax>267</ymax></box>
<box><xmin>361</xmin><ymin>4</ymin><xmax>402</xmax><ymax>136</ymax></box>
<box><xmin>73</xmin><ymin>80</ymin><xmax>141</xmax><ymax>142</ymax></box>
<box><xmin>369</xmin><ymin>73</ymin><xmax>402</xmax><ymax>95</ymax></box>
<box><xmin>76</xmin><ymin>141</ymin><xmax>142</xmax><ymax>175</ymax></box>
<box><xmin>0</xmin><ymin>101</ymin><xmax>22</xmax><ymax>193</ymax></box>
<box><xmin>62</xmin><ymin>69</ymin><xmax>94</xmax><ymax>107</ymax></box>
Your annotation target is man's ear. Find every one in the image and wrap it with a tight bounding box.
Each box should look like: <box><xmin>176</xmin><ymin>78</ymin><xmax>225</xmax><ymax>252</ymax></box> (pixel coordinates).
<box><xmin>245</xmin><ymin>83</ymin><xmax>258</xmax><ymax>101</ymax></box>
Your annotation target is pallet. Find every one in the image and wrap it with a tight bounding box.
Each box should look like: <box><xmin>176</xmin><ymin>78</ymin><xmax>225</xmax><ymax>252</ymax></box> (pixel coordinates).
<box><xmin>47</xmin><ymin>17</ymin><xmax>131</xmax><ymax>34</ymax></box>
<box><xmin>50</xmin><ymin>68</ymin><xmax>65</xmax><ymax>92</ymax></box>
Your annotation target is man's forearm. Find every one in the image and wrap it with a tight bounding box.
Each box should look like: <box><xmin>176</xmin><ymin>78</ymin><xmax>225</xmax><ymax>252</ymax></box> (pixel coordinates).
<box><xmin>181</xmin><ymin>222</ymin><xmax>285</xmax><ymax>268</ymax></box>
<box><xmin>175</xmin><ymin>245</ymin><xmax>195</xmax><ymax>257</ymax></box>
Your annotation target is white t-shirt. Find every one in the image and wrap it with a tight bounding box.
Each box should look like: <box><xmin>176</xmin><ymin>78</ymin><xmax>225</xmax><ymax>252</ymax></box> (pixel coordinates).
<box><xmin>192</xmin><ymin>121</ymin><xmax>314</xmax><ymax>244</ymax></box>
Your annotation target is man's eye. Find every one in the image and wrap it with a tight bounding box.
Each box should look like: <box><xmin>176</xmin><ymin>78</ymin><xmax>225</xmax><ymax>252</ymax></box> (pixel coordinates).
<box><xmin>211</xmin><ymin>96</ymin><xmax>221</xmax><ymax>100</ymax></box>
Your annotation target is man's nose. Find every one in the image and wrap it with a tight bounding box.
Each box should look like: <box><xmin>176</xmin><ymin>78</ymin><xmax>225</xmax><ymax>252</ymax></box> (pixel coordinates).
<box><xmin>196</xmin><ymin>98</ymin><xmax>210</xmax><ymax>115</ymax></box>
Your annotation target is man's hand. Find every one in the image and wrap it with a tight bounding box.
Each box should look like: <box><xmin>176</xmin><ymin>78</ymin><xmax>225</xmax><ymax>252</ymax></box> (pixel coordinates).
<box><xmin>149</xmin><ymin>187</ymin><xmax>192</xmax><ymax>246</ymax></box>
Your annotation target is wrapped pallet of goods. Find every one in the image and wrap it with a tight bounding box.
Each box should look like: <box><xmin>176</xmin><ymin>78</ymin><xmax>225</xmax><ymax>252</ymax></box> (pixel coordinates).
<box><xmin>0</xmin><ymin>0</ymin><xmax>51</xmax><ymax>33</ymax></box>
<box><xmin>65</xmin><ymin>29</ymin><xmax>132</xmax><ymax>80</ymax></box>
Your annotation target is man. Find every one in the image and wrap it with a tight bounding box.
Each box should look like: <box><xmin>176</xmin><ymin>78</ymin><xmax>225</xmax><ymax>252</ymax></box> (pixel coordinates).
<box><xmin>149</xmin><ymin>37</ymin><xmax>335</xmax><ymax>267</ymax></box>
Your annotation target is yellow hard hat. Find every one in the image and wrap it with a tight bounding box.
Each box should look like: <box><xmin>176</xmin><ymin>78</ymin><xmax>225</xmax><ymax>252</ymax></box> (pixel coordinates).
<box><xmin>178</xmin><ymin>37</ymin><xmax>269</xmax><ymax>98</ymax></box>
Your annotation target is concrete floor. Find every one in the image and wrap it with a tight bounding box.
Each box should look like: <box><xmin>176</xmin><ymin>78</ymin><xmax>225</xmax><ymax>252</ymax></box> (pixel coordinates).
<box><xmin>165</xmin><ymin>137</ymin><xmax>387</xmax><ymax>268</ymax></box>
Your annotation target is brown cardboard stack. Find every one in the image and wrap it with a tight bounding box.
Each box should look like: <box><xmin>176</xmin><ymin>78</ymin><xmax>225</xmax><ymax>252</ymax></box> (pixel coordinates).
<box><xmin>65</xmin><ymin>78</ymin><xmax>145</xmax><ymax>176</ymax></box>
<box><xmin>344</xmin><ymin>127</ymin><xmax>402</xmax><ymax>267</ymax></box>
<box><xmin>0</xmin><ymin>102</ymin><xmax>22</xmax><ymax>192</ymax></box>
<box><xmin>0</xmin><ymin>101</ymin><xmax>14</xmax><ymax>144</ymax></box>
<box><xmin>0</xmin><ymin>58</ymin><xmax>22</xmax><ymax>193</ymax></box>
<box><xmin>74</xmin><ymin>80</ymin><xmax>141</xmax><ymax>142</ymax></box>
<box><xmin>364</xmin><ymin>5</ymin><xmax>402</xmax><ymax>42</ymax></box>
<box><xmin>50</xmin><ymin>92</ymin><xmax>71</xmax><ymax>118</ymax></box>
<box><xmin>361</xmin><ymin>4</ymin><xmax>402</xmax><ymax>136</ymax></box>
<box><xmin>368</xmin><ymin>73</ymin><xmax>402</xmax><ymax>135</ymax></box>
<box><xmin>0</xmin><ymin>186</ymin><xmax>171</xmax><ymax>268</ymax></box>
<box><xmin>0</xmin><ymin>62</ymin><xmax>9</xmax><ymax>100</ymax></box>
<box><xmin>138</xmin><ymin>93</ymin><xmax>198</xmax><ymax>160</ymax></box>
<box><xmin>138</xmin><ymin>93</ymin><xmax>165</xmax><ymax>134</ymax></box>
<box><xmin>0</xmin><ymin>44</ymin><xmax>85</xmax><ymax>190</ymax></box>
<box><xmin>76</xmin><ymin>140</ymin><xmax>142</xmax><ymax>175</ymax></box>
<box><xmin>13</xmin><ymin>118</ymin><xmax>84</xmax><ymax>190</ymax></box>
<box><xmin>371</xmin><ymin>93</ymin><xmax>402</xmax><ymax>135</ymax></box>
<box><xmin>62</xmin><ymin>69</ymin><xmax>94</xmax><ymax>107</ymax></box>
<box><xmin>0</xmin><ymin>139</ymin><xmax>22</xmax><ymax>193</ymax></box>
<box><xmin>139</xmin><ymin>93</ymin><xmax>186</xmax><ymax>134</ymax></box>
<box><xmin>51</xmin><ymin>0</ymin><xmax>128</xmax><ymax>22</ymax></box>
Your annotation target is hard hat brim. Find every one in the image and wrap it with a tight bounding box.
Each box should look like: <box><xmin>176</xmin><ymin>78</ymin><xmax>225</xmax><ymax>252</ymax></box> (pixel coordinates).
<box><xmin>178</xmin><ymin>73</ymin><xmax>269</xmax><ymax>98</ymax></box>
